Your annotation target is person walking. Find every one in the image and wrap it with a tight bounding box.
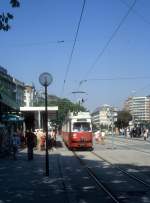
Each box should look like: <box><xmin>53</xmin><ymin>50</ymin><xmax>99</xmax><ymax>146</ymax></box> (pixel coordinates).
<box><xmin>101</xmin><ymin>131</ymin><xmax>105</xmax><ymax>144</ymax></box>
<box><xmin>25</xmin><ymin>129</ymin><xmax>35</xmax><ymax>160</ymax></box>
<box><xmin>50</xmin><ymin>129</ymin><xmax>56</xmax><ymax>148</ymax></box>
<box><xmin>143</xmin><ymin>128</ymin><xmax>148</xmax><ymax>141</ymax></box>
<box><xmin>94</xmin><ymin>130</ymin><xmax>101</xmax><ymax>143</ymax></box>
<box><xmin>11</xmin><ymin>132</ymin><xmax>20</xmax><ymax>160</ymax></box>
<box><xmin>40</xmin><ymin>131</ymin><xmax>46</xmax><ymax>151</ymax></box>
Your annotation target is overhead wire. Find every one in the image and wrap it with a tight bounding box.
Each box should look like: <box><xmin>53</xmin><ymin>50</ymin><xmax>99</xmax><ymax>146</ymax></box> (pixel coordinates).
<box><xmin>80</xmin><ymin>76</ymin><xmax>150</xmax><ymax>81</ymax></box>
<box><xmin>0</xmin><ymin>40</ymin><xmax>65</xmax><ymax>48</ymax></box>
<box><xmin>119</xmin><ymin>0</ymin><xmax>150</xmax><ymax>26</ymax></box>
<box><xmin>60</xmin><ymin>0</ymin><xmax>86</xmax><ymax>97</ymax></box>
<box><xmin>78</xmin><ymin>0</ymin><xmax>137</xmax><ymax>88</ymax></box>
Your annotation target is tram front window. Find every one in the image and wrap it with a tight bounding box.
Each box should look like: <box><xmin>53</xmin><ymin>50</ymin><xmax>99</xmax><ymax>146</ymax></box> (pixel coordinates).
<box><xmin>73</xmin><ymin>122</ymin><xmax>91</xmax><ymax>132</ymax></box>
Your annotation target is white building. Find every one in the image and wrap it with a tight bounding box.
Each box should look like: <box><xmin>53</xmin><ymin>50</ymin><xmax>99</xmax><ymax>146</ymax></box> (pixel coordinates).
<box><xmin>24</xmin><ymin>85</ymin><xmax>36</xmax><ymax>107</ymax></box>
<box><xmin>91</xmin><ymin>104</ymin><xmax>113</xmax><ymax>129</ymax></box>
<box><xmin>124</xmin><ymin>96</ymin><xmax>150</xmax><ymax>122</ymax></box>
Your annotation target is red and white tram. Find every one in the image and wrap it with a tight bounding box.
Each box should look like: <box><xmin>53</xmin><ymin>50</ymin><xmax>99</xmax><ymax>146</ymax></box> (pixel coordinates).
<box><xmin>62</xmin><ymin>111</ymin><xmax>93</xmax><ymax>150</ymax></box>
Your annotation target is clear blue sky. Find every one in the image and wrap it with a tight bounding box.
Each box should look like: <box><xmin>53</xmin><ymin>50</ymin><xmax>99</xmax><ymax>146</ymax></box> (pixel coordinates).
<box><xmin>0</xmin><ymin>0</ymin><xmax>150</xmax><ymax>112</ymax></box>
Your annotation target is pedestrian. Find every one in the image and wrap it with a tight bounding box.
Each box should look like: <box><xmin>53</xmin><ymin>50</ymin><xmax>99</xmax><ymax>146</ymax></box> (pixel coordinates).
<box><xmin>126</xmin><ymin>127</ymin><xmax>130</xmax><ymax>138</ymax></box>
<box><xmin>48</xmin><ymin>130</ymin><xmax>51</xmax><ymax>149</ymax></box>
<box><xmin>17</xmin><ymin>128</ymin><xmax>25</xmax><ymax>148</ymax></box>
<box><xmin>101</xmin><ymin>131</ymin><xmax>105</xmax><ymax>144</ymax></box>
<box><xmin>33</xmin><ymin>133</ymin><xmax>37</xmax><ymax>149</ymax></box>
<box><xmin>143</xmin><ymin>128</ymin><xmax>148</xmax><ymax>141</ymax></box>
<box><xmin>36</xmin><ymin>129</ymin><xmax>42</xmax><ymax>150</ymax></box>
<box><xmin>40</xmin><ymin>131</ymin><xmax>46</xmax><ymax>151</ymax></box>
<box><xmin>25</xmin><ymin>129</ymin><xmax>35</xmax><ymax>160</ymax></box>
<box><xmin>11</xmin><ymin>132</ymin><xmax>20</xmax><ymax>160</ymax></box>
<box><xmin>94</xmin><ymin>130</ymin><xmax>101</xmax><ymax>143</ymax></box>
<box><xmin>50</xmin><ymin>129</ymin><xmax>56</xmax><ymax>149</ymax></box>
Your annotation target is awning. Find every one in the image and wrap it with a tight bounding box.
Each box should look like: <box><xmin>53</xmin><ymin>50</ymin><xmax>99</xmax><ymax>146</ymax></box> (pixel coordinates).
<box><xmin>1</xmin><ymin>114</ymin><xmax>24</xmax><ymax>122</ymax></box>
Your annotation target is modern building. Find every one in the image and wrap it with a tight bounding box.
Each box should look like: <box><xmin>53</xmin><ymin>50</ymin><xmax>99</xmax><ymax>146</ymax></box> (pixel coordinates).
<box><xmin>124</xmin><ymin>96</ymin><xmax>150</xmax><ymax>122</ymax></box>
<box><xmin>91</xmin><ymin>104</ymin><xmax>114</xmax><ymax>129</ymax></box>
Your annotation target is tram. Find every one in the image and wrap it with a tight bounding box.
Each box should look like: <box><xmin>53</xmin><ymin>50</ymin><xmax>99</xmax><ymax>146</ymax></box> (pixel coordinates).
<box><xmin>62</xmin><ymin>111</ymin><xmax>93</xmax><ymax>150</ymax></box>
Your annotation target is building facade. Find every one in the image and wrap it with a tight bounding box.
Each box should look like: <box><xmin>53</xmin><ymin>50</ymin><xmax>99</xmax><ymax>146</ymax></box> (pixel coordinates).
<box><xmin>0</xmin><ymin>66</ymin><xmax>25</xmax><ymax>114</ymax></box>
<box><xmin>0</xmin><ymin>66</ymin><xmax>18</xmax><ymax>112</ymax></box>
<box><xmin>124</xmin><ymin>96</ymin><xmax>150</xmax><ymax>122</ymax></box>
<box><xmin>91</xmin><ymin>104</ymin><xmax>113</xmax><ymax>129</ymax></box>
<box><xmin>13</xmin><ymin>78</ymin><xmax>25</xmax><ymax>107</ymax></box>
<box><xmin>24</xmin><ymin>85</ymin><xmax>36</xmax><ymax>107</ymax></box>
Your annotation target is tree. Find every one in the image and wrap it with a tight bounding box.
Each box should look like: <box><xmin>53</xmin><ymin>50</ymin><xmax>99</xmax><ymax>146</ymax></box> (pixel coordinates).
<box><xmin>34</xmin><ymin>94</ymin><xmax>86</xmax><ymax>128</ymax></box>
<box><xmin>115</xmin><ymin>110</ymin><xmax>132</xmax><ymax>129</ymax></box>
<box><xmin>49</xmin><ymin>98</ymin><xmax>86</xmax><ymax>127</ymax></box>
<box><xmin>0</xmin><ymin>0</ymin><xmax>20</xmax><ymax>31</ymax></box>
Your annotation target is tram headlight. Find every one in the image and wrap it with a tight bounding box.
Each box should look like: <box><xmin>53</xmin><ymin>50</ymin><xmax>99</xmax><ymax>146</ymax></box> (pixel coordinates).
<box><xmin>72</xmin><ymin>133</ymin><xmax>77</xmax><ymax>138</ymax></box>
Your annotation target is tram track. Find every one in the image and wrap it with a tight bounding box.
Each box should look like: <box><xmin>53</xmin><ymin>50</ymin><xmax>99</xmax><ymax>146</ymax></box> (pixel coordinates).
<box><xmin>72</xmin><ymin>149</ymin><xmax>150</xmax><ymax>202</ymax></box>
<box><xmin>91</xmin><ymin>151</ymin><xmax>150</xmax><ymax>188</ymax></box>
<box><xmin>72</xmin><ymin>151</ymin><xmax>121</xmax><ymax>203</ymax></box>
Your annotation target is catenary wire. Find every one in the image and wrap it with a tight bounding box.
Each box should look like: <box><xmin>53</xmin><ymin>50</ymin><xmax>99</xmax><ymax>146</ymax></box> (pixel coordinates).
<box><xmin>60</xmin><ymin>0</ymin><xmax>86</xmax><ymax>97</ymax></box>
<box><xmin>78</xmin><ymin>0</ymin><xmax>137</xmax><ymax>88</ymax></box>
<box><xmin>0</xmin><ymin>40</ymin><xmax>66</xmax><ymax>48</ymax></box>
<box><xmin>81</xmin><ymin>76</ymin><xmax>150</xmax><ymax>81</ymax></box>
<box><xmin>119</xmin><ymin>0</ymin><xmax>150</xmax><ymax>26</ymax></box>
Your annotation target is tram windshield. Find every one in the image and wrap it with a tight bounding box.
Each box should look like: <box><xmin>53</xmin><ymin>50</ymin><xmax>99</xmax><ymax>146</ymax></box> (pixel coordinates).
<box><xmin>73</xmin><ymin>122</ymin><xmax>91</xmax><ymax>132</ymax></box>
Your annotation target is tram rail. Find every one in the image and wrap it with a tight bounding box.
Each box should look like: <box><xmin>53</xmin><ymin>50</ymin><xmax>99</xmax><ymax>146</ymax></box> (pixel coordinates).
<box><xmin>91</xmin><ymin>151</ymin><xmax>150</xmax><ymax>188</ymax></box>
<box><xmin>72</xmin><ymin>151</ymin><xmax>121</xmax><ymax>203</ymax></box>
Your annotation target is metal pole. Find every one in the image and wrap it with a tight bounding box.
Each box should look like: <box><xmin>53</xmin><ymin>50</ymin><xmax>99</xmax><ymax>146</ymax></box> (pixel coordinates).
<box><xmin>112</xmin><ymin>114</ymin><xmax>114</xmax><ymax>149</ymax></box>
<box><xmin>45</xmin><ymin>85</ymin><xmax>49</xmax><ymax>176</ymax></box>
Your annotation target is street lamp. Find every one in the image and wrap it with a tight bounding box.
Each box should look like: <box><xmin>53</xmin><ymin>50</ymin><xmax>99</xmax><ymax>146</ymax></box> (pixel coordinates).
<box><xmin>39</xmin><ymin>72</ymin><xmax>53</xmax><ymax>176</ymax></box>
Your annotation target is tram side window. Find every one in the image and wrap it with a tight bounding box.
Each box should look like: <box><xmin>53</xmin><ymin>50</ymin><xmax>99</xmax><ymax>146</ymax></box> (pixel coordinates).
<box><xmin>73</xmin><ymin>122</ymin><xmax>91</xmax><ymax>132</ymax></box>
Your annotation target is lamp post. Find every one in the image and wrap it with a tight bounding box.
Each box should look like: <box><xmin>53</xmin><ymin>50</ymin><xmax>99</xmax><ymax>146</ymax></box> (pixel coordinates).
<box><xmin>39</xmin><ymin>72</ymin><xmax>53</xmax><ymax>176</ymax></box>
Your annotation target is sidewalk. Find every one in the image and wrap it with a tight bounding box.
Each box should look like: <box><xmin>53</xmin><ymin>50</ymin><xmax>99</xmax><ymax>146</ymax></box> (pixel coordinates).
<box><xmin>0</xmin><ymin>145</ymin><xmax>67</xmax><ymax>203</ymax></box>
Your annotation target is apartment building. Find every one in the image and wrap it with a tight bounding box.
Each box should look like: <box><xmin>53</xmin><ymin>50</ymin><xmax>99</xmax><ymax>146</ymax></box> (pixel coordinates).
<box><xmin>0</xmin><ymin>66</ymin><xmax>27</xmax><ymax>113</ymax></box>
<box><xmin>91</xmin><ymin>104</ymin><xmax>113</xmax><ymax>128</ymax></box>
<box><xmin>124</xmin><ymin>96</ymin><xmax>150</xmax><ymax>122</ymax></box>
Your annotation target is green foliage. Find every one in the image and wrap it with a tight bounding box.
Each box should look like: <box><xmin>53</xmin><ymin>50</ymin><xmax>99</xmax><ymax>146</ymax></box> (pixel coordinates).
<box><xmin>34</xmin><ymin>94</ymin><xmax>86</xmax><ymax>128</ymax></box>
<box><xmin>49</xmin><ymin>98</ymin><xmax>86</xmax><ymax>127</ymax></box>
<box><xmin>10</xmin><ymin>0</ymin><xmax>20</xmax><ymax>7</ymax></box>
<box><xmin>0</xmin><ymin>0</ymin><xmax>20</xmax><ymax>31</ymax></box>
<box><xmin>115</xmin><ymin>110</ymin><xmax>132</xmax><ymax>129</ymax></box>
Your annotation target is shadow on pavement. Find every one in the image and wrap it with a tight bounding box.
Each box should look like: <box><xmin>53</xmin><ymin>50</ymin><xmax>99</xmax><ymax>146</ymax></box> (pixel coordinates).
<box><xmin>0</xmin><ymin>144</ymin><xmax>150</xmax><ymax>203</ymax></box>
